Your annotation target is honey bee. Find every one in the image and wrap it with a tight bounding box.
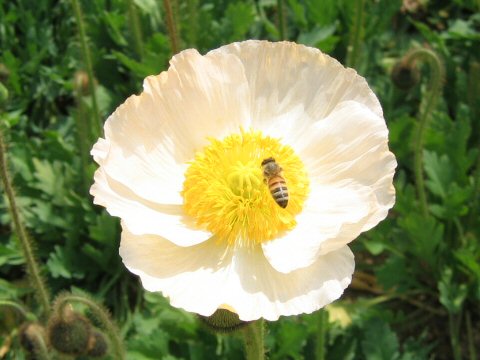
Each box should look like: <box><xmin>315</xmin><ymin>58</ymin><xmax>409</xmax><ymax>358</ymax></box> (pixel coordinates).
<box><xmin>261</xmin><ymin>157</ymin><xmax>288</xmax><ymax>208</ymax></box>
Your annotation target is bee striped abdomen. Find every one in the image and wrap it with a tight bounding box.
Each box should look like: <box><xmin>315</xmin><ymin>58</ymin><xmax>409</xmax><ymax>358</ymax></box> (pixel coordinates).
<box><xmin>268</xmin><ymin>176</ymin><xmax>289</xmax><ymax>208</ymax></box>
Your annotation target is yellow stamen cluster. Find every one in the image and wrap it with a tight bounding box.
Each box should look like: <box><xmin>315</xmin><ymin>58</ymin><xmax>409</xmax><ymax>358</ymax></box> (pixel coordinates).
<box><xmin>182</xmin><ymin>129</ymin><xmax>309</xmax><ymax>246</ymax></box>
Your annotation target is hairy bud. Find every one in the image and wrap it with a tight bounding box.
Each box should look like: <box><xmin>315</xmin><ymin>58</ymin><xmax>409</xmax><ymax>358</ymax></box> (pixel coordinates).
<box><xmin>199</xmin><ymin>309</ymin><xmax>250</xmax><ymax>333</ymax></box>
<box><xmin>87</xmin><ymin>329</ymin><xmax>109</xmax><ymax>357</ymax></box>
<box><xmin>47</xmin><ymin>309</ymin><xmax>91</xmax><ymax>355</ymax></box>
<box><xmin>391</xmin><ymin>61</ymin><xmax>420</xmax><ymax>91</ymax></box>
<box><xmin>19</xmin><ymin>322</ymin><xmax>48</xmax><ymax>355</ymax></box>
<box><xmin>73</xmin><ymin>70</ymin><xmax>91</xmax><ymax>96</ymax></box>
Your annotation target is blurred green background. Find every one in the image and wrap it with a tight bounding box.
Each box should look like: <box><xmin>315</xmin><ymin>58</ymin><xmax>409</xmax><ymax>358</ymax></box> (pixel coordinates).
<box><xmin>1</xmin><ymin>0</ymin><xmax>479</xmax><ymax>359</ymax></box>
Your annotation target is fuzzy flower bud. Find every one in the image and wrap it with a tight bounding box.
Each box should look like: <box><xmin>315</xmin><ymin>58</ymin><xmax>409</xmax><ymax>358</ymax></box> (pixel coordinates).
<box><xmin>19</xmin><ymin>322</ymin><xmax>48</xmax><ymax>355</ymax></box>
<box><xmin>87</xmin><ymin>329</ymin><xmax>109</xmax><ymax>357</ymax></box>
<box><xmin>199</xmin><ymin>309</ymin><xmax>250</xmax><ymax>333</ymax></box>
<box><xmin>47</xmin><ymin>309</ymin><xmax>92</xmax><ymax>355</ymax></box>
<box><xmin>391</xmin><ymin>60</ymin><xmax>420</xmax><ymax>90</ymax></box>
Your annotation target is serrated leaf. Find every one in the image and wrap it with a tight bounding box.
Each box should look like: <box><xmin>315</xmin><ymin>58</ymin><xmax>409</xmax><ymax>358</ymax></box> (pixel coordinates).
<box><xmin>424</xmin><ymin>151</ymin><xmax>453</xmax><ymax>198</ymax></box>
<box><xmin>438</xmin><ymin>267</ymin><xmax>468</xmax><ymax>314</ymax></box>
<box><xmin>361</xmin><ymin>319</ymin><xmax>400</xmax><ymax>360</ymax></box>
<box><xmin>398</xmin><ymin>213</ymin><xmax>443</xmax><ymax>267</ymax></box>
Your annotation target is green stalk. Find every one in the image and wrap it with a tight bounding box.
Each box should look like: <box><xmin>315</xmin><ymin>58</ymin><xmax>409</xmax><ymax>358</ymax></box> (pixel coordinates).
<box><xmin>71</xmin><ymin>0</ymin><xmax>102</xmax><ymax>138</ymax></box>
<box><xmin>468</xmin><ymin>62</ymin><xmax>480</xmax><ymax>226</ymax></box>
<box><xmin>315</xmin><ymin>309</ymin><xmax>328</xmax><ymax>360</ymax></box>
<box><xmin>163</xmin><ymin>0</ymin><xmax>180</xmax><ymax>54</ymax></box>
<box><xmin>448</xmin><ymin>313</ymin><xmax>462</xmax><ymax>360</ymax></box>
<box><xmin>346</xmin><ymin>0</ymin><xmax>365</xmax><ymax>68</ymax></box>
<box><xmin>186</xmin><ymin>0</ymin><xmax>198</xmax><ymax>47</ymax></box>
<box><xmin>277</xmin><ymin>0</ymin><xmax>286</xmax><ymax>40</ymax></box>
<box><xmin>0</xmin><ymin>300</ymin><xmax>32</xmax><ymax>321</ymax></box>
<box><xmin>0</xmin><ymin>129</ymin><xmax>51</xmax><ymax>317</ymax></box>
<box><xmin>127</xmin><ymin>0</ymin><xmax>144</xmax><ymax>60</ymax></box>
<box><xmin>242</xmin><ymin>319</ymin><xmax>265</xmax><ymax>360</ymax></box>
<box><xmin>30</xmin><ymin>330</ymin><xmax>51</xmax><ymax>360</ymax></box>
<box><xmin>54</xmin><ymin>293</ymin><xmax>125</xmax><ymax>360</ymax></box>
<box><xmin>466</xmin><ymin>311</ymin><xmax>477</xmax><ymax>360</ymax></box>
<box><xmin>73</xmin><ymin>75</ymin><xmax>90</xmax><ymax>195</ymax></box>
<box><xmin>400</xmin><ymin>48</ymin><xmax>444</xmax><ymax>217</ymax></box>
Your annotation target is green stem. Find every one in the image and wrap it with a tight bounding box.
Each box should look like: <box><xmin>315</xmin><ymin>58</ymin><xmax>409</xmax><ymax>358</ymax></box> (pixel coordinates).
<box><xmin>186</xmin><ymin>0</ymin><xmax>198</xmax><ymax>47</ymax></box>
<box><xmin>163</xmin><ymin>0</ymin><xmax>180</xmax><ymax>54</ymax></box>
<box><xmin>127</xmin><ymin>0</ymin><xmax>144</xmax><ymax>60</ymax></box>
<box><xmin>71</xmin><ymin>0</ymin><xmax>102</xmax><ymax>138</ymax></box>
<box><xmin>0</xmin><ymin>300</ymin><xmax>33</xmax><ymax>321</ymax></box>
<box><xmin>466</xmin><ymin>311</ymin><xmax>477</xmax><ymax>360</ymax></box>
<box><xmin>30</xmin><ymin>330</ymin><xmax>51</xmax><ymax>360</ymax></box>
<box><xmin>73</xmin><ymin>88</ymin><xmax>90</xmax><ymax>195</ymax></box>
<box><xmin>448</xmin><ymin>313</ymin><xmax>462</xmax><ymax>360</ymax></box>
<box><xmin>242</xmin><ymin>319</ymin><xmax>265</xmax><ymax>360</ymax></box>
<box><xmin>315</xmin><ymin>309</ymin><xmax>328</xmax><ymax>360</ymax></box>
<box><xmin>468</xmin><ymin>62</ymin><xmax>480</xmax><ymax>226</ymax></box>
<box><xmin>277</xmin><ymin>0</ymin><xmax>286</xmax><ymax>40</ymax></box>
<box><xmin>0</xmin><ymin>130</ymin><xmax>51</xmax><ymax>318</ymax></box>
<box><xmin>401</xmin><ymin>48</ymin><xmax>444</xmax><ymax>217</ymax></box>
<box><xmin>346</xmin><ymin>0</ymin><xmax>365</xmax><ymax>68</ymax></box>
<box><xmin>54</xmin><ymin>294</ymin><xmax>125</xmax><ymax>360</ymax></box>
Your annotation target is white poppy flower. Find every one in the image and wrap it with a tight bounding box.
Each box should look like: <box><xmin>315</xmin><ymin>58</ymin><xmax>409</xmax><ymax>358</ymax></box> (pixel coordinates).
<box><xmin>90</xmin><ymin>40</ymin><xmax>396</xmax><ymax>321</ymax></box>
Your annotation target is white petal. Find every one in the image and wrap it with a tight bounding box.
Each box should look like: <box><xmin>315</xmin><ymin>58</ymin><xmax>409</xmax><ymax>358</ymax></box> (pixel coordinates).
<box><xmin>120</xmin><ymin>228</ymin><xmax>354</xmax><ymax>321</ymax></box>
<box><xmin>91</xmin><ymin>138</ymin><xmax>109</xmax><ymax>164</ymax></box>
<box><xmin>90</xmin><ymin>168</ymin><xmax>211</xmax><ymax>246</ymax></box>
<box><xmin>210</xmin><ymin>40</ymin><xmax>382</xmax><ymax>141</ymax></box>
<box><xmin>96</xmin><ymin>49</ymin><xmax>251</xmax><ymax>205</ymax></box>
<box><xmin>263</xmin><ymin>101</ymin><xmax>396</xmax><ymax>273</ymax></box>
<box><xmin>297</xmin><ymin>100</ymin><xmax>397</xmax><ymax>233</ymax></box>
<box><xmin>262</xmin><ymin>184</ymin><xmax>371</xmax><ymax>273</ymax></box>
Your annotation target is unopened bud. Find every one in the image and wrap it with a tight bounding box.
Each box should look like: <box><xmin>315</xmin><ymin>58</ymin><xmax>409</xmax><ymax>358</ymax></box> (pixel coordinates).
<box><xmin>73</xmin><ymin>70</ymin><xmax>91</xmax><ymax>96</ymax></box>
<box><xmin>0</xmin><ymin>64</ymin><xmax>9</xmax><ymax>83</ymax></box>
<box><xmin>47</xmin><ymin>309</ymin><xmax>91</xmax><ymax>355</ymax></box>
<box><xmin>199</xmin><ymin>309</ymin><xmax>249</xmax><ymax>333</ymax></box>
<box><xmin>19</xmin><ymin>322</ymin><xmax>48</xmax><ymax>356</ymax></box>
<box><xmin>87</xmin><ymin>329</ymin><xmax>109</xmax><ymax>357</ymax></box>
<box><xmin>391</xmin><ymin>60</ymin><xmax>420</xmax><ymax>90</ymax></box>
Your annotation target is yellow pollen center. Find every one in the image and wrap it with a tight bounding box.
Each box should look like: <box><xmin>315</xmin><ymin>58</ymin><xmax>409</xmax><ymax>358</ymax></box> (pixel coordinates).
<box><xmin>182</xmin><ymin>129</ymin><xmax>309</xmax><ymax>245</ymax></box>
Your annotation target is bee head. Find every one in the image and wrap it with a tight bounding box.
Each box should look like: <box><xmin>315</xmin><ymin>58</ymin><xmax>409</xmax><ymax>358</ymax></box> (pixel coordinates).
<box><xmin>261</xmin><ymin>157</ymin><xmax>275</xmax><ymax>166</ymax></box>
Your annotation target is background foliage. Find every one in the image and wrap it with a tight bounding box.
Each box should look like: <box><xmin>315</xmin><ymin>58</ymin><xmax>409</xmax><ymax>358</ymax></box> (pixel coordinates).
<box><xmin>1</xmin><ymin>0</ymin><xmax>479</xmax><ymax>359</ymax></box>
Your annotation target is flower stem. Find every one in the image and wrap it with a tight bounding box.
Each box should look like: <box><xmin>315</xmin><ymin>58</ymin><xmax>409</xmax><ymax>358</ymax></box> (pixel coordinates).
<box><xmin>0</xmin><ymin>129</ymin><xmax>51</xmax><ymax>318</ymax></box>
<box><xmin>277</xmin><ymin>0</ymin><xmax>286</xmax><ymax>40</ymax></box>
<box><xmin>186</xmin><ymin>0</ymin><xmax>198</xmax><ymax>47</ymax></box>
<box><xmin>346</xmin><ymin>0</ymin><xmax>365</xmax><ymax>68</ymax></box>
<box><xmin>71</xmin><ymin>0</ymin><xmax>102</xmax><ymax>137</ymax></box>
<box><xmin>54</xmin><ymin>293</ymin><xmax>125</xmax><ymax>360</ymax></box>
<box><xmin>30</xmin><ymin>329</ymin><xmax>51</xmax><ymax>360</ymax></box>
<box><xmin>466</xmin><ymin>311</ymin><xmax>477</xmax><ymax>360</ymax></box>
<box><xmin>127</xmin><ymin>0</ymin><xmax>144</xmax><ymax>60</ymax></box>
<box><xmin>242</xmin><ymin>319</ymin><xmax>265</xmax><ymax>360</ymax></box>
<box><xmin>448</xmin><ymin>313</ymin><xmax>462</xmax><ymax>360</ymax></box>
<box><xmin>163</xmin><ymin>0</ymin><xmax>180</xmax><ymax>54</ymax></box>
<box><xmin>0</xmin><ymin>300</ymin><xmax>33</xmax><ymax>321</ymax></box>
<box><xmin>73</xmin><ymin>77</ymin><xmax>90</xmax><ymax>195</ymax></box>
<box><xmin>401</xmin><ymin>48</ymin><xmax>444</xmax><ymax>217</ymax></box>
<box><xmin>468</xmin><ymin>62</ymin><xmax>480</xmax><ymax>227</ymax></box>
<box><xmin>315</xmin><ymin>309</ymin><xmax>328</xmax><ymax>360</ymax></box>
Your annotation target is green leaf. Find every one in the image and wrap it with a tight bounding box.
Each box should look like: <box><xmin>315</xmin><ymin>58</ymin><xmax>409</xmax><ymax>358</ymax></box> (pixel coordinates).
<box><xmin>88</xmin><ymin>211</ymin><xmax>119</xmax><ymax>245</ymax></box>
<box><xmin>297</xmin><ymin>23</ymin><xmax>339</xmax><ymax>52</ymax></box>
<box><xmin>424</xmin><ymin>151</ymin><xmax>453</xmax><ymax>198</ymax></box>
<box><xmin>223</xmin><ymin>2</ymin><xmax>256</xmax><ymax>42</ymax></box>
<box><xmin>438</xmin><ymin>267</ymin><xmax>468</xmax><ymax>314</ymax></box>
<box><xmin>361</xmin><ymin>318</ymin><xmax>400</xmax><ymax>360</ymax></box>
<box><xmin>398</xmin><ymin>213</ymin><xmax>444</xmax><ymax>267</ymax></box>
